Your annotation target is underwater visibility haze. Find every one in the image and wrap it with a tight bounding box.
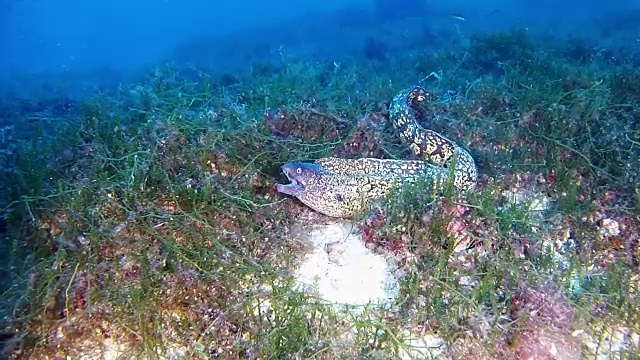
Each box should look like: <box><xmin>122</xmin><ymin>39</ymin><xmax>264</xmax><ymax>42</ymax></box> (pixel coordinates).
<box><xmin>1</xmin><ymin>0</ymin><xmax>640</xmax><ymax>358</ymax></box>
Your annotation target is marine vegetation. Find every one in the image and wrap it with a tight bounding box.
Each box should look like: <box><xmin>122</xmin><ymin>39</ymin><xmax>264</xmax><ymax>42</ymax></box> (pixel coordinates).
<box><xmin>0</xmin><ymin>22</ymin><xmax>639</xmax><ymax>360</ymax></box>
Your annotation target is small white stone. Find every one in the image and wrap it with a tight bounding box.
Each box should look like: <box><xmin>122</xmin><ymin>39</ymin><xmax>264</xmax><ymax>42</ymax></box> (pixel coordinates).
<box><xmin>398</xmin><ymin>332</ymin><xmax>447</xmax><ymax>360</ymax></box>
<box><xmin>599</xmin><ymin>219</ymin><xmax>620</xmax><ymax>237</ymax></box>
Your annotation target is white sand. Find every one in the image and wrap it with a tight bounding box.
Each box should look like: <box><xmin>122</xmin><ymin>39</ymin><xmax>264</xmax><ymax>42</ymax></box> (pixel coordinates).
<box><xmin>292</xmin><ymin>221</ymin><xmax>399</xmax><ymax>307</ymax></box>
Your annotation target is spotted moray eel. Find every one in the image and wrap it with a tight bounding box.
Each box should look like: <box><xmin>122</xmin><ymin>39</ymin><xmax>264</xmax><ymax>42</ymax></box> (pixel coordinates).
<box><xmin>276</xmin><ymin>85</ymin><xmax>477</xmax><ymax>218</ymax></box>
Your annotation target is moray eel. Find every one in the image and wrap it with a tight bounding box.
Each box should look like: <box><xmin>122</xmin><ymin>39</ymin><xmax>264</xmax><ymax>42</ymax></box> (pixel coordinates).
<box><xmin>275</xmin><ymin>159</ymin><xmax>450</xmax><ymax>218</ymax></box>
<box><xmin>276</xmin><ymin>85</ymin><xmax>478</xmax><ymax>218</ymax></box>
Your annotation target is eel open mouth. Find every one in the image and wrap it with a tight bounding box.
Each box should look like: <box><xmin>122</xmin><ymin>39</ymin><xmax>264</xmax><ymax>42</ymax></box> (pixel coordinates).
<box><xmin>275</xmin><ymin>164</ymin><xmax>305</xmax><ymax>196</ymax></box>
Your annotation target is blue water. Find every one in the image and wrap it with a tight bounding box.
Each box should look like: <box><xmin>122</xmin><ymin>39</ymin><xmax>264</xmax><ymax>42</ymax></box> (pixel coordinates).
<box><xmin>2</xmin><ymin>0</ymin><xmax>638</xmax><ymax>91</ymax></box>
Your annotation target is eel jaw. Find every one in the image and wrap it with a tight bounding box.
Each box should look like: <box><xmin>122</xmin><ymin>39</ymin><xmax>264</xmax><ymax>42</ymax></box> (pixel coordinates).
<box><xmin>275</xmin><ymin>165</ymin><xmax>306</xmax><ymax>196</ymax></box>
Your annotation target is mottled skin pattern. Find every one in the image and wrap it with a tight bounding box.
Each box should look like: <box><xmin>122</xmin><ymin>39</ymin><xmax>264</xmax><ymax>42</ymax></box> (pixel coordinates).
<box><xmin>388</xmin><ymin>86</ymin><xmax>477</xmax><ymax>190</ymax></box>
<box><xmin>276</xmin><ymin>161</ymin><xmax>449</xmax><ymax>218</ymax></box>
<box><xmin>276</xmin><ymin>163</ymin><xmax>396</xmax><ymax>218</ymax></box>
<box><xmin>315</xmin><ymin>157</ymin><xmax>436</xmax><ymax>177</ymax></box>
<box><xmin>276</xmin><ymin>85</ymin><xmax>478</xmax><ymax>218</ymax></box>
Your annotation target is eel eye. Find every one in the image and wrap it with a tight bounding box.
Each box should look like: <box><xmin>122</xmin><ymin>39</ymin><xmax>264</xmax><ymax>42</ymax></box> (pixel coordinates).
<box><xmin>296</xmin><ymin>167</ymin><xmax>302</xmax><ymax>174</ymax></box>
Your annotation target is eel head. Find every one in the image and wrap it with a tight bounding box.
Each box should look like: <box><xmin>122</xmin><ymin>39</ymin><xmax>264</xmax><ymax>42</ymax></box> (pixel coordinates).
<box><xmin>275</xmin><ymin>162</ymin><xmax>324</xmax><ymax>197</ymax></box>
